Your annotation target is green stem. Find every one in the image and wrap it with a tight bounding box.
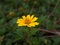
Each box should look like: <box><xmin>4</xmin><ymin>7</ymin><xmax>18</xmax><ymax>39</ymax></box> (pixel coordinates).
<box><xmin>24</xmin><ymin>27</ymin><xmax>31</xmax><ymax>45</ymax></box>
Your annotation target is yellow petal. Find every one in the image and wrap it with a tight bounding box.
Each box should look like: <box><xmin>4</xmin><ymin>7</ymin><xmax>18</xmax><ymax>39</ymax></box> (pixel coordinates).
<box><xmin>31</xmin><ymin>15</ymin><xmax>34</xmax><ymax>19</ymax></box>
<box><xmin>32</xmin><ymin>17</ymin><xmax>38</xmax><ymax>22</ymax></box>
<box><xmin>27</xmin><ymin>15</ymin><xmax>30</xmax><ymax>19</ymax></box>
<box><xmin>18</xmin><ymin>23</ymin><xmax>23</xmax><ymax>26</ymax></box>
<box><xmin>16</xmin><ymin>19</ymin><xmax>22</xmax><ymax>23</ymax></box>
<box><xmin>17</xmin><ymin>23</ymin><xmax>26</xmax><ymax>26</ymax></box>
<box><xmin>28</xmin><ymin>22</ymin><xmax>39</xmax><ymax>27</ymax></box>
<box><xmin>34</xmin><ymin>22</ymin><xmax>39</xmax><ymax>25</ymax></box>
<box><xmin>22</xmin><ymin>15</ymin><xmax>26</xmax><ymax>19</ymax></box>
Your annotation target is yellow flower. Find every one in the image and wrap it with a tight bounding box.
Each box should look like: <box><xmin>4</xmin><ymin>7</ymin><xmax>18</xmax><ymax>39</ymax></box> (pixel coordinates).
<box><xmin>16</xmin><ymin>14</ymin><xmax>39</xmax><ymax>27</ymax></box>
<box><xmin>18</xmin><ymin>7</ymin><xmax>24</xmax><ymax>12</ymax></box>
<box><xmin>9</xmin><ymin>11</ymin><xmax>14</xmax><ymax>16</ymax></box>
<box><xmin>33</xmin><ymin>1</ymin><xmax>37</xmax><ymax>4</ymax></box>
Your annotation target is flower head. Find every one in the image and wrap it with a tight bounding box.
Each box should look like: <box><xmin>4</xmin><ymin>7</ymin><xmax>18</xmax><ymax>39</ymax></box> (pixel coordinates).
<box><xmin>16</xmin><ymin>14</ymin><xmax>39</xmax><ymax>27</ymax></box>
<box><xmin>18</xmin><ymin>7</ymin><xmax>24</xmax><ymax>12</ymax></box>
<box><xmin>9</xmin><ymin>11</ymin><xmax>14</xmax><ymax>16</ymax></box>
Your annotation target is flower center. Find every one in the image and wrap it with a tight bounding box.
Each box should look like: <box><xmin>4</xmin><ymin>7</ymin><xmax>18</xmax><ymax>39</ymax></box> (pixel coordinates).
<box><xmin>25</xmin><ymin>19</ymin><xmax>30</xmax><ymax>24</ymax></box>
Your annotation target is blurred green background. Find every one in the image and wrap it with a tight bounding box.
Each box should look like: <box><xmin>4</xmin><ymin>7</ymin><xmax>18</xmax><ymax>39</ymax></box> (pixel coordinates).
<box><xmin>0</xmin><ymin>0</ymin><xmax>60</xmax><ymax>45</ymax></box>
